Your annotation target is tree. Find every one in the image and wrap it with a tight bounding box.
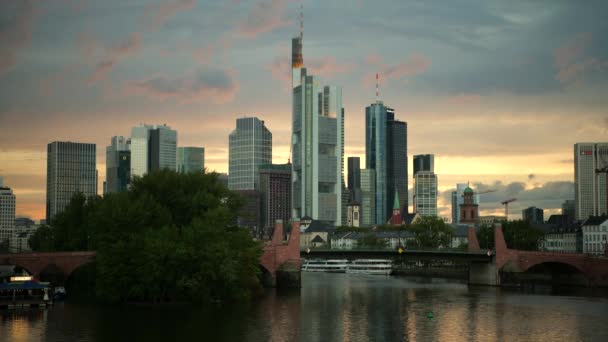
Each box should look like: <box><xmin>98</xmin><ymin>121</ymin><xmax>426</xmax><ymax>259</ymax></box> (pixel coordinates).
<box><xmin>407</xmin><ymin>216</ymin><xmax>453</xmax><ymax>249</ymax></box>
<box><xmin>360</xmin><ymin>233</ymin><xmax>386</xmax><ymax>248</ymax></box>
<box><xmin>502</xmin><ymin>220</ymin><xmax>544</xmax><ymax>251</ymax></box>
<box><xmin>28</xmin><ymin>225</ymin><xmax>55</xmax><ymax>252</ymax></box>
<box><xmin>30</xmin><ymin>169</ymin><xmax>263</xmax><ymax>304</ymax></box>
<box><xmin>477</xmin><ymin>224</ymin><xmax>494</xmax><ymax>250</ymax></box>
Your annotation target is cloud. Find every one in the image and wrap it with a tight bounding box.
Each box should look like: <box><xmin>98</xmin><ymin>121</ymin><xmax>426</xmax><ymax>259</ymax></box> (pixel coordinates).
<box><xmin>267</xmin><ymin>54</ymin><xmax>356</xmax><ymax>91</ymax></box>
<box><xmin>234</xmin><ymin>0</ymin><xmax>291</xmax><ymax>38</ymax></box>
<box><xmin>0</xmin><ymin>0</ymin><xmax>38</xmax><ymax>76</ymax></box>
<box><xmin>363</xmin><ymin>53</ymin><xmax>430</xmax><ymax>87</ymax></box>
<box><xmin>124</xmin><ymin>68</ymin><xmax>239</xmax><ymax>103</ymax></box>
<box><xmin>554</xmin><ymin>33</ymin><xmax>608</xmax><ymax>86</ymax></box>
<box><xmin>88</xmin><ymin>33</ymin><xmax>142</xmax><ymax>84</ymax></box>
<box><xmin>144</xmin><ymin>0</ymin><xmax>197</xmax><ymax>31</ymax></box>
<box><xmin>444</xmin><ymin>93</ymin><xmax>481</xmax><ymax>106</ymax></box>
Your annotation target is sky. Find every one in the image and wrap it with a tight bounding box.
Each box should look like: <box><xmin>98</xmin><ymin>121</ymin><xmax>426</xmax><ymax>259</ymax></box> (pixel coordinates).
<box><xmin>1</xmin><ymin>0</ymin><xmax>608</xmax><ymax>221</ymax></box>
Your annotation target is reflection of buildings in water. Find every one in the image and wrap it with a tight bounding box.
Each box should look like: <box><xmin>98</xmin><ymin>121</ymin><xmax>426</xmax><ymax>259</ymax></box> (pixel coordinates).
<box><xmin>259</xmin><ymin>291</ymin><xmax>300</xmax><ymax>342</ymax></box>
<box><xmin>405</xmin><ymin>289</ymin><xmax>418</xmax><ymax>342</ymax></box>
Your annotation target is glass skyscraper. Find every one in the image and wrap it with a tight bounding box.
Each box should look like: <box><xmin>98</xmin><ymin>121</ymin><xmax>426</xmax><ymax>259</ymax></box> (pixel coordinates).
<box><xmin>46</xmin><ymin>141</ymin><xmax>97</xmax><ymax>221</ymax></box>
<box><xmin>177</xmin><ymin>147</ymin><xmax>205</xmax><ymax>174</ymax></box>
<box><xmin>105</xmin><ymin>136</ymin><xmax>130</xmax><ymax>194</ymax></box>
<box><xmin>130</xmin><ymin>124</ymin><xmax>177</xmax><ymax>177</ymax></box>
<box><xmin>574</xmin><ymin>143</ymin><xmax>608</xmax><ymax>220</ymax></box>
<box><xmin>228</xmin><ymin>117</ymin><xmax>272</xmax><ymax>190</ymax></box>
<box><xmin>365</xmin><ymin>101</ymin><xmax>408</xmax><ymax>224</ymax></box>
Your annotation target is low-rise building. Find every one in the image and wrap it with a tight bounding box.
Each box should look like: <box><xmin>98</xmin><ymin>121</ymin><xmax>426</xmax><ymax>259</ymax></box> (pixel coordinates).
<box><xmin>540</xmin><ymin>223</ymin><xmax>580</xmax><ymax>253</ymax></box>
<box><xmin>477</xmin><ymin>215</ymin><xmax>506</xmax><ymax>226</ymax></box>
<box><xmin>300</xmin><ymin>220</ymin><xmax>330</xmax><ymax>250</ymax></box>
<box><xmin>450</xmin><ymin>225</ymin><xmax>470</xmax><ymax>249</ymax></box>
<box><xmin>580</xmin><ymin>216</ymin><xmax>608</xmax><ymax>255</ymax></box>
<box><xmin>331</xmin><ymin>231</ymin><xmax>415</xmax><ymax>250</ymax></box>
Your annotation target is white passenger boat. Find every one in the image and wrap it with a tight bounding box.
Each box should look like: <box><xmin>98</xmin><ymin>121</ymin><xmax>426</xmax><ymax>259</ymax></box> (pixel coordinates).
<box><xmin>302</xmin><ymin>259</ymin><xmax>349</xmax><ymax>273</ymax></box>
<box><xmin>346</xmin><ymin>259</ymin><xmax>393</xmax><ymax>275</ymax></box>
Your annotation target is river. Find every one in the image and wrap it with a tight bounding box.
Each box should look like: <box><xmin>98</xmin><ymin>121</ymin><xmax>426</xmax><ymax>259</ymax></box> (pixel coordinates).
<box><xmin>2</xmin><ymin>273</ymin><xmax>608</xmax><ymax>341</ymax></box>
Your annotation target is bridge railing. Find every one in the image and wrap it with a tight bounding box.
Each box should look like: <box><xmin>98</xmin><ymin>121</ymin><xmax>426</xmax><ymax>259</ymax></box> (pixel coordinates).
<box><xmin>300</xmin><ymin>247</ymin><xmax>485</xmax><ymax>254</ymax></box>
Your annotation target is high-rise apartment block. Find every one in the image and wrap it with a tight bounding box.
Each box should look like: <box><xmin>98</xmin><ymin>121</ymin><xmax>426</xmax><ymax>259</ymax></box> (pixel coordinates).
<box><xmin>347</xmin><ymin>157</ymin><xmax>361</xmax><ymax>190</ymax></box>
<box><xmin>365</xmin><ymin>101</ymin><xmax>408</xmax><ymax>224</ymax></box>
<box><xmin>413</xmin><ymin>154</ymin><xmax>437</xmax><ymax>217</ymax></box>
<box><xmin>130</xmin><ymin>124</ymin><xmax>177</xmax><ymax>177</ymax></box>
<box><xmin>522</xmin><ymin>206</ymin><xmax>544</xmax><ymax>224</ymax></box>
<box><xmin>574</xmin><ymin>143</ymin><xmax>608</xmax><ymax>220</ymax></box>
<box><xmin>259</xmin><ymin>164</ymin><xmax>291</xmax><ymax>230</ymax></box>
<box><xmin>291</xmin><ymin>34</ymin><xmax>343</xmax><ymax>226</ymax></box>
<box><xmin>177</xmin><ymin>147</ymin><xmax>205</xmax><ymax>174</ymax></box>
<box><xmin>46</xmin><ymin>141</ymin><xmax>97</xmax><ymax>221</ymax></box>
<box><xmin>360</xmin><ymin>169</ymin><xmax>376</xmax><ymax>227</ymax></box>
<box><xmin>229</xmin><ymin>117</ymin><xmax>272</xmax><ymax>190</ymax></box>
<box><xmin>0</xmin><ymin>184</ymin><xmax>15</xmax><ymax>230</ymax></box>
<box><xmin>105</xmin><ymin>136</ymin><xmax>131</xmax><ymax>194</ymax></box>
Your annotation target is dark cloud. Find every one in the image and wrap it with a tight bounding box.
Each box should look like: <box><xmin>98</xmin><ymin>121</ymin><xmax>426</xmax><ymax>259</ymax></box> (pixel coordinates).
<box><xmin>234</xmin><ymin>0</ymin><xmax>290</xmax><ymax>38</ymax></box>
<box><xmin>88</xmin><ymin>32</ymin><xmax>142</xmax><ymax>84</ymax></box>
<box><xmin>144</xmin><ymin>0</ymin><xmax>197</xmax><ymax>31</ymax></box>
<box><xmin>0</xmin><ymin>0</ymin><xmax>37</xmax><ymax>76</ymax></box>
<box><xmin>124</xmin><ymin>68</ymin><xmax>239</xmax><ymax>103</ymax></box>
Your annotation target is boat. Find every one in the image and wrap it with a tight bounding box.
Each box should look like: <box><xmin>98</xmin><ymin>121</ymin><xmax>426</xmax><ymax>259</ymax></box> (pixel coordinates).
<box><xmin>346</xmin><ymin>259</ymin><xmax>393</xmax><ymax>275</ymax></box>
<box><xmin>302</xmin><ymin>259</ymin><xmax>349</xmax><ymax>273</ymax></box>
<box><xmin>53</xmin><ymin>286</ymin><xmax>67</xmax><ymax>301</ymax></box>
<box><xmin>0</xmin><ymin>277</ymin><xmax>52</xmax><ymax>309</ymax></box>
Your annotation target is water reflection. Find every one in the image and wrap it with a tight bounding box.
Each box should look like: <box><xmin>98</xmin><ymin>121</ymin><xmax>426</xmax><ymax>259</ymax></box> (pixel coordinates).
<box><xmin>1</xmin><ymin>274</ymin><xmax>608</xmax><ymax>342</ymax></box>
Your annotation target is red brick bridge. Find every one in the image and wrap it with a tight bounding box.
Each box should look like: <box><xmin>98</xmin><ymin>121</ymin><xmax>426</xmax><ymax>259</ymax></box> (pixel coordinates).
<box><xmin>468</xmin><ymin>225</ymin><xmax>608</xmax><ymax>286</ymax></box>
<box><xmin>0</xmin><ymin>221</ymin><xmax>301</xmax><ymax>287</ymax></box>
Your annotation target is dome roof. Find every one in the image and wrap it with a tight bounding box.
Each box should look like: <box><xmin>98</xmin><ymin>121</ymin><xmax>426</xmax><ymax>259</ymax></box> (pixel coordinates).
<box><xmin>464</xmin><ymin>187</ymin><xmax>474</xmax><ymax>193</ymax></box>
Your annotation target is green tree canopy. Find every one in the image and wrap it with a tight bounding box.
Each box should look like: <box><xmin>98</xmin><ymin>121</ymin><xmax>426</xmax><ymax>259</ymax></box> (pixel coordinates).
<box><xmin>28</xmin><ymin>169</ymin><xmax>262</xmax><ymax>304</ymax></box>
<box><xmin>406</xmin><ymin>216</ymin><xmax>453</xmax><ymax>249</ymax></box>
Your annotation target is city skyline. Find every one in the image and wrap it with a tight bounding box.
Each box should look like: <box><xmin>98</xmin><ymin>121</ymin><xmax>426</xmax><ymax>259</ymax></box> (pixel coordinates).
<box><xmin>2</xmin><ymin>0</ymin><xmax>607</xmax><ymax>220</ymax></box>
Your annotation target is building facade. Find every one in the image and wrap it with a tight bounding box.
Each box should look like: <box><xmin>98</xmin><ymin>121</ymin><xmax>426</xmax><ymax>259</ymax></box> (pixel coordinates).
<box><xmin>452</xmin><ymin>183</ymin><xmax>480</xmax><ymax>224</ymax></box>
<box><xmin>522</xmin><ymin>206</ymin><xmax>544</xmax><ymax>224</ymax></box>
<box><xmin>413</xmin><ymin>155</ymin><xmax>437</xmax><ymax>217</ymax></box>
<box><xmin>365</xmin><ymin>101</ymin><xmax>408</xmax><ymax>224</ymax></box>
<box><xmin>234</xmin><ymin>190</ymin><xmax>263</xmax><ymax>236</ymax></box>
<box><xmin>347</xmin><ymin>157</ymin><xmax>361</xmax><ymax>190</ymax></box>
<box><xmin>291</xmin><ymin>34</ymin><xmax>343</xmax><ymax>226</ymax></box>
<box><xmin>105</xmin><ymin>136</ymin><xmax>131</xmax><ymax>194</ymax></box>
<box><xmin>0</xmin><ymin>185</ymin><xmax>16</xmax><ymax>249</ymax></box>
<box><xmin>229</xmin><ymin>117</ymin><xmax>272</xmax><ymax>191</ymax></box>
<box><xmin>130</xmin><ymin>124</ymin><xmax>177</xmax><ymax>177</ymax></box>
<box><xmin>459</xmin><ymin>187</ymin><xmax>478</xmax><ymax>223</ymax></box>
<box><xmin>580</xmin><ymin>216</ymin><xmax>608</xmax><ymax>255</ymax></box>
<box><xmin>258</xmin><ymin>164</ymin><xmax>291</xmax><ymax>231</ymax></box>
<box><xmin>574</xmin><ymin>143</ymin><xmax>608</xmax><ymax>220</ymax></box>
<box><xmin>360</xmin><ymin>169</ymin><xmax>376</xmax><ymax>227</ymax></box>
<box><xmin>46</xmin><ymin>141</ymin><xmax>97</xmax><ymax>222</ymax></box>
<box><xmin>177</xmin><ymin>147</ymin><xmax>205</xmax><ymax>174</ymax></box>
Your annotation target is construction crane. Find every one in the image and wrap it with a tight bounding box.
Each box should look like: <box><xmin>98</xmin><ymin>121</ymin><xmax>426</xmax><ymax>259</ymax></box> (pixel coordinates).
<box><xmin>460</xmin><ymin>189</ymin><xmax>496</xmax><ymax>197</ymax></box>
<box><xmin>501</xmin><ymin>198</ymin><xmax>517</xmax><ymax>219</ymax></box>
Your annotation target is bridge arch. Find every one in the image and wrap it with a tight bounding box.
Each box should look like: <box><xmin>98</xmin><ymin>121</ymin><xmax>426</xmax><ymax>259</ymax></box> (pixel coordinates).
<box><xmin>39</xmin><ymin>263</ymin><xmax>66</xmax><ymax>285</ymax></box>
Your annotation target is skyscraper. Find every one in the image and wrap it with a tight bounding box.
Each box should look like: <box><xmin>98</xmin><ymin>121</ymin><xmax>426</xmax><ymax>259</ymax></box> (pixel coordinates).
<box><xmin>365</xmin><ymin>101</ymin><xmax>408</xmax><ymax>224</ymax></box>
<box><xmin>347</xmin><ymin>157</ymin><xmax>361</xmax><ymax>190</ymax></box>
<box><xmin>360</xmin><ymin>169</ymin><xmax>376</xmax><ymax>227</ymax></box>
<box><xmin>130</xmin><ymin>124</ymin><xmax>177</xmax><ymax>177</ymax></box>
<box><xmin>413</xmin><ymin>154</ymin><xmax>434</xmax><ymax>175</ymax></box>
<box><xmin>46</xmin><ymin>141</ymin><xmax>97</xmax><ymax>221</ymax></box>
<box><xmin>259</xmin><ymin>163</ymin><xmax>291</xmax><ymax>230</ymax></box>
<box><xmin>413</xmin><ymin>154</ymin><xmax>437</xmax><ymax>217</ymax></box>
<box><xmin>574</xmin><ymin>143</ymin><xmax>608</xmax><ymax>220</ymax></box>
<box><xmin>562</xmin><ymin>199</ymin><xmax>575</xmax><ymax>222</ymax></box>
<box><xmin>0</xmin><ymin>184</ymin><xmax>15</xmax><ymax>249</ymax></box>
<box><xmin>291</xmin><ymin>34</ymin><xmax>343</xmax><ymax>226</ymax></box>
<box><xmin>177</xmin><ymin>147</ymin><xmax>205</xmax><ymax>174</ymax></box>
<box><xmin>105</xmin><ymin>136</ymin><xmax>131</xmax><ymax>194</ymax></box>
<box><xmin>522</xmin><ymin>206</ymin><xmax>544</xmax><ymax>224</ymax></box>
<box><xmin>229</xmin><ymin>117</ymin><xmax>272</xmax><ymax>190</ymax></box>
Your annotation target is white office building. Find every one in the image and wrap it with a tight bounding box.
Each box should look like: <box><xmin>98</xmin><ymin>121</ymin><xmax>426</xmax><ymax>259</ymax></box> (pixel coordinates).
<box><xmin>360</xmin><ymin>169</ymin><xmax>376</xmax><ymax>227</ymax></box>
<box><xmin>581</xmin><ymin>216</ymin><xmax>608</xmax><ymax>255</ymax></box>
<box><xmin>414</xmin><ymin>170</ymin><xmax>438</xmax><ymax>217</ymax></box>
<box><xmin>0</xmin><ymin>185</ymin><xmax>16</xmax><ymax>247</ymax></box>
<box><xmin>574</xmin><ymin>143</ymin><xmax>608</xmax><ymax>220</ymax></box>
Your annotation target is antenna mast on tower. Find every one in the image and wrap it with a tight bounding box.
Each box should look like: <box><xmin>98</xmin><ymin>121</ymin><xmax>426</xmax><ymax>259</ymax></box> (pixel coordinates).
<box><xmin>300</xmin><ymin>3</ymin><xmax>303</xmax><ymax>40</ymax></box>
<box><xmin>376</xmin><ymin>73</ymin><xmax>380</xmax><ymax>100</ymax></box>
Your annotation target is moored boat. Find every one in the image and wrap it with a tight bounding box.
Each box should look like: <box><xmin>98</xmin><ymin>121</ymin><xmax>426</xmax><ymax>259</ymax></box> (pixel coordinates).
<box><xmin>346</xmin><ymin>259</ymin><xmax>393</xmax><ymax>275</ymax></box>
<box><xmin>302</xmin><ymin>259</ymin><xmax>349</xmax><ymax>273</ymax></box>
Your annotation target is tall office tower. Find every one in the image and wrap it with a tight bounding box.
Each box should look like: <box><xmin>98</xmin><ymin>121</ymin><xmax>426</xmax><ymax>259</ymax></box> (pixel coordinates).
<box><xmin>46</xmin><ymin>141</ymin><xmax>97</xmax><ymax>222</ymax></box>
<box><xmin>574</xmin><ymin>143</ymin><xmax>608</xmax><ymax>220</ymax></box>
<box><xmin>365</xmin><ymin>101</ymin><xmax>408</xmax><ymax>224</ymax></box>
<box><xmin>228</xmin><ymin>117</ymin><xmax>272</xmax><ymax>190</ymax></box>
<box><xmin>522</xmin><ymin>206</ymin><xmax>544</xmax><ymax>224</ymax></box>
<box><xmin>291</xmin><ymin>34</ymin><xmax>343</xmax><ymax>226</ymax></box>
<box><xmin>413</xmin><ymin>163</ymin><xmax>438</xmax><ymax>217</ymax></box>
<box><xmin>177</xmin><ymin>147</ymin><xmax>205</xmax><ymax>174</ymax></box>
<box><xmin>0</xmin><ymin>184</ymin><xmax>15</xmax><ymax>248</ymax></box>
<box><xmin>562</xmin><ymin>199</ymin><xmax>575</xmax><ymax>222</ymax></box>
<box><xmin>451</xmin><ymin>183</ymin><xmax>480</xmax><ymax>223</ymax></box>
<box><xmin>347</xmin><ymin>157</ymin><xmax>361</xmax><ymax>189</ymax></box>
<box><xmin>360</xmin><ymin>169</ymin><xmax>376</xmax><ymax>227</ymax></box>
<box><xmin>259</xmin><ymin>164</ymin><xmax>291</xmax><ymax>230</ymax></box>
<box><xmin>105</xmin><ymin>136</ymin><xmax>131</xmax><ymax>194</ymax></box>
<box><xmin>413</xmin><ymin>154</ymin><xmax>434</xmax><ymax>175</ymax></box>
<box><xmin>130</xmin><ymin>124</ymin><xmax>177</xmax><ymax>177</ymax></box>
